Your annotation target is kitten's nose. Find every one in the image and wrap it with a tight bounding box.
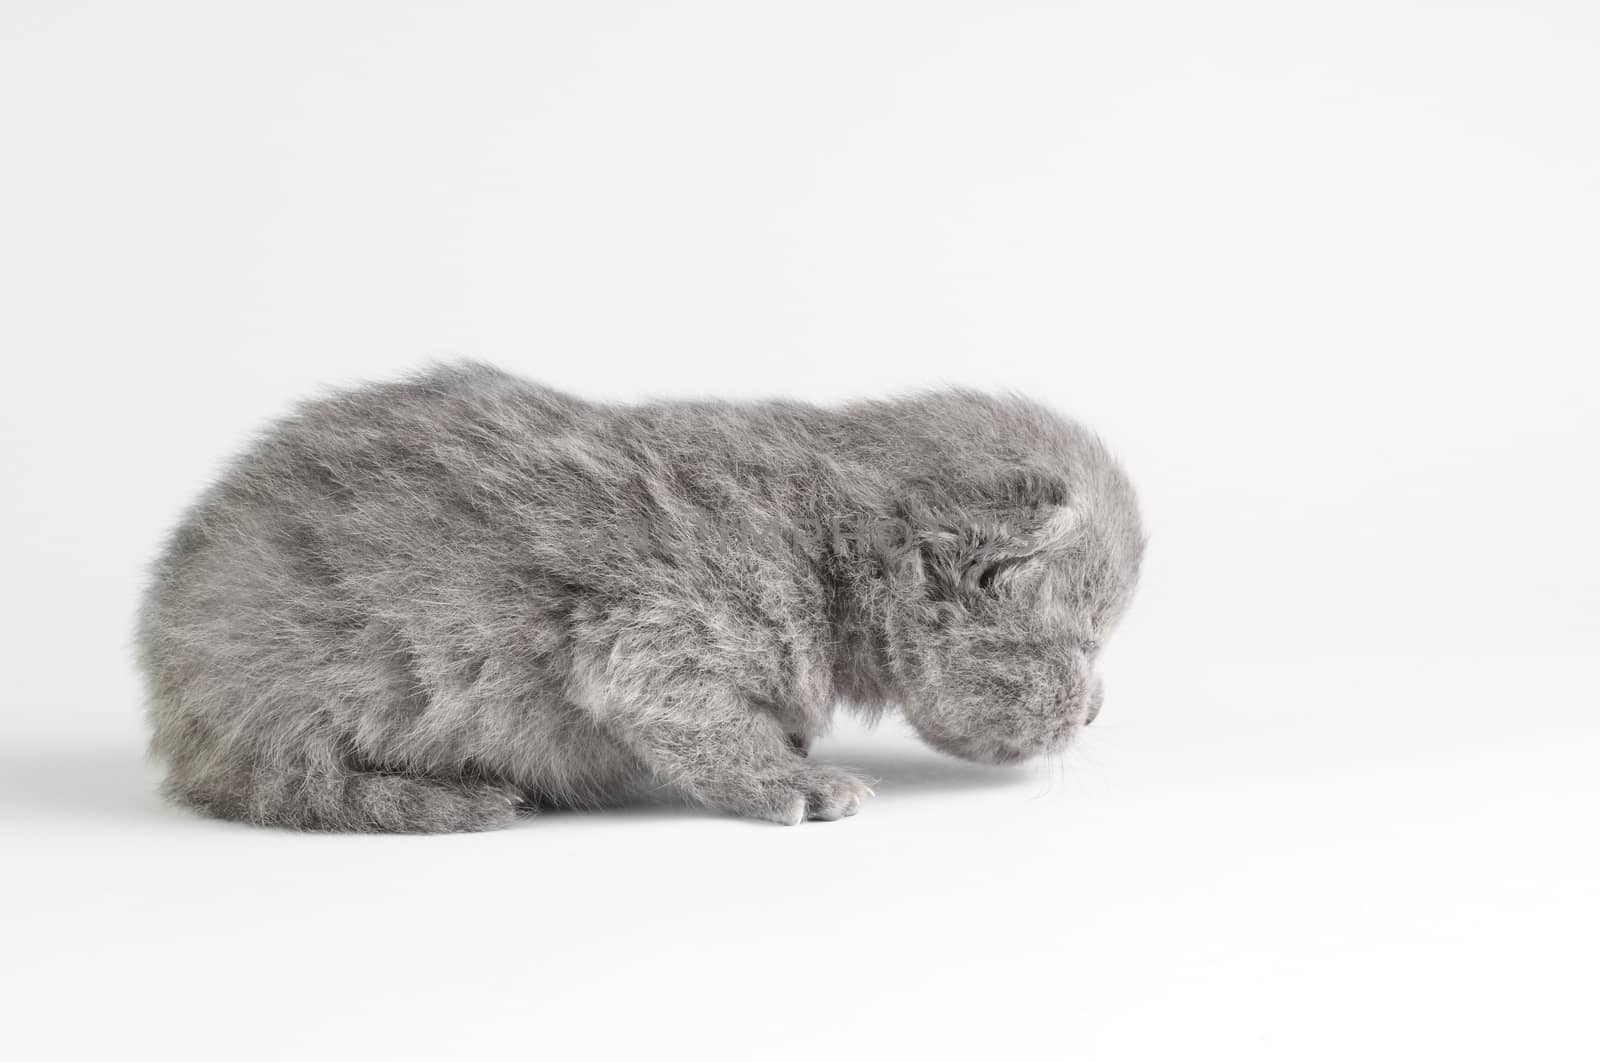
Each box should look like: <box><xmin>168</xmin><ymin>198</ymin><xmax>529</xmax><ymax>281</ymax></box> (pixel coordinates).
<box><xmin>1083</xmin><ymin>678</ymin><xmax>1104</xmax><ymax>725</ymax></box>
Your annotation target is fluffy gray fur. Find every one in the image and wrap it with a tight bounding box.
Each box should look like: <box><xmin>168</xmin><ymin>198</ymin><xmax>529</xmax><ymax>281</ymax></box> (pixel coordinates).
<box><xmin>137</xmin><ymin>364</ymin><xmax>1144</xmax><ymax>832</ymax></box>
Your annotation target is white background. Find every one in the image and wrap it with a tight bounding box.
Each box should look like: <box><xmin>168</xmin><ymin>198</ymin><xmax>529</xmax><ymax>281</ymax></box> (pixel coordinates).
<box><xmin>2</xmin><ymin>2</ymin><xmax>1597</xmax><ymax>1058</ymax></box>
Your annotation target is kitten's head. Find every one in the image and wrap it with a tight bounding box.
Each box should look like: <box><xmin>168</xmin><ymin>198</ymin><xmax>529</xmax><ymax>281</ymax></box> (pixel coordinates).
<box><xmin>877</xmin><ymin>461</ymin><xmax>1143</xmax><ymax>765</ymax></box>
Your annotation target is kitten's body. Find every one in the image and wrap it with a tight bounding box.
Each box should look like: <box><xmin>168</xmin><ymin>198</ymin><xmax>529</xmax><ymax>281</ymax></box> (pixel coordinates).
<box><xmin>138</xmin><ymin>364</ymin><xmax>1143</xmax><ymax>831</ymax></box>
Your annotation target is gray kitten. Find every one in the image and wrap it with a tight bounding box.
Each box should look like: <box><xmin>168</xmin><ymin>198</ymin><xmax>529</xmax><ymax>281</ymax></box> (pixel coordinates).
<box><xmin>137</xmin><ymin>364</ymin><xmax>1144</xmax><ymax>831</ymax></box>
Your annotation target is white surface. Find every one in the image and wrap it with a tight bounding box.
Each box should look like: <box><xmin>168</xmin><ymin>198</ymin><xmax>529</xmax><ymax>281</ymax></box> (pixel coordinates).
<box><xmin>2</xmin><ymin>2</ymin><xmax>1596</xmax><ymax>1059</ymax></box>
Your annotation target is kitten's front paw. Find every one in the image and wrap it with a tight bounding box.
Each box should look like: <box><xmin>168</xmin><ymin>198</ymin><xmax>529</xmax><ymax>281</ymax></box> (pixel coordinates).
<box><xmin>748</xmin><ymin>765</ymin><xmax>875</xmax><ymax>826</ymax></box>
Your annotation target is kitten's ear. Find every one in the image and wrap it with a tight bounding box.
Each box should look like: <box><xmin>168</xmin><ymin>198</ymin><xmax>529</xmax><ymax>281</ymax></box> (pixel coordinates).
<box><xmin>897</xmin><ymin>466</ymin><xmax>1072</xmax><ymax>523</ymax></box>
<box><xmin>889</xmin><ymin>466</ymin><xmax>1078</xmax><ymax>598</ymax></box>
<box><xmin>988</xmin><ymin>466</ymin><xmax>1072</xmax><ymax>511</ymax></box>
<box><xmin>961</xmin><ymin>470</ymin><xmax>1080</xmax><ymax>592</ymax></box>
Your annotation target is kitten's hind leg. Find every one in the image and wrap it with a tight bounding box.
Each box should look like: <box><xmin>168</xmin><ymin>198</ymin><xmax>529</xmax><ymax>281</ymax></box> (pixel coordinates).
<box><xmin>164</xmin><ymin>743</ymin><xmax>525</xmax><ymax>833</ymax></box>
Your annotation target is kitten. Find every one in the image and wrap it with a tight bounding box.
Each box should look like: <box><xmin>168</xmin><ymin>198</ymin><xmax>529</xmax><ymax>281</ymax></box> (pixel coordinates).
<box><xmin>137</xmin><ymin>364</ymin><xmax>1143</xmax><ymax>831</ymax></box>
